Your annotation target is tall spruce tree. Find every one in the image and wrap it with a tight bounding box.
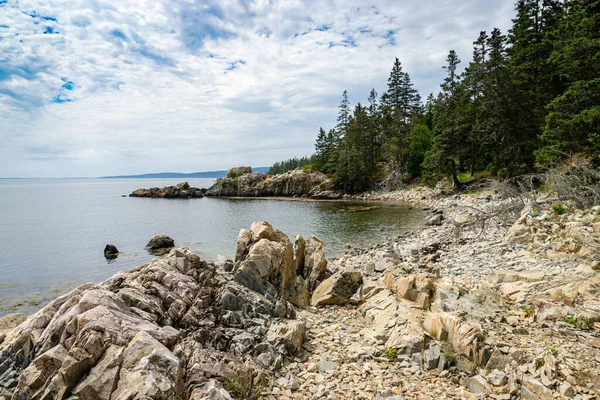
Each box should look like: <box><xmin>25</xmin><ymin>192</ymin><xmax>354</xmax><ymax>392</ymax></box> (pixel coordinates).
<box><xmin>423</xmin><ymin>50</ymin><xmax>463</xmax><ymax>186</ymax></box>
<box><xmin>380</xmin><ymin>58</ymin><xmax>421</xmax><ymax>179</ymax></box>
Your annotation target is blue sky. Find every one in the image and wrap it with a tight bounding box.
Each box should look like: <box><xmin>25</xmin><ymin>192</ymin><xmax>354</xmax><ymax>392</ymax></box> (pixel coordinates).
<box><xmin>0</xmin><ymin>0</ymin><xmax>514</xmax><ymax>178</ymax></box>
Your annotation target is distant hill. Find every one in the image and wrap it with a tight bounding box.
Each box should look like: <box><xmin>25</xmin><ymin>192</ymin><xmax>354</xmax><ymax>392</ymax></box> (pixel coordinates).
<box><xmin>100</xmin><ymin>167</ymin><xmax>270</xmax><ymax>179</ymax></box>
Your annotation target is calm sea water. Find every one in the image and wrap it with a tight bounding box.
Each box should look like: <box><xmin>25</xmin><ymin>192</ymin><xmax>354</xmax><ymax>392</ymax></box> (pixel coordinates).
<box><xmin>0</xmin><ymin>178</ymin><xmax>424</xmax><ymax>316</ymax></box>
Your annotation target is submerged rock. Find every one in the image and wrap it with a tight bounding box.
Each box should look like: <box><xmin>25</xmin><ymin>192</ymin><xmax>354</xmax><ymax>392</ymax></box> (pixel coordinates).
<box><xmin>103</xmin><ymin>244</ymin><xmax>119</xmax><ymax>258</ymax></box>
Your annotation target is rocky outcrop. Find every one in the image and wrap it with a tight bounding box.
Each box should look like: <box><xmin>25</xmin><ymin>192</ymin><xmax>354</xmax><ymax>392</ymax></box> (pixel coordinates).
<box><xmin>146</xmin><ymin>235</ymin><xmax>175</xmax><ymax>250</ymax></box>
<box><xmin>0</xmin><ymin>224</ymin><xmax>312</xmax><ymax>399</ymax></box>
<box><xmin>103</xmin><ymin>244</ymin><xmax>118</xmax><ymax>258</ymax></box>
<box><xmin>232</xmin><ymin>221</ymin><xmax>332</xmax><ymax>307</ymax></box>
<box><xmin>129</xmin><ymin>182</ymin><xmax>204</xmax><ymax>199</ymax></box>
<box><xmin>206</xmin><ymin>168</ymin><xmax>335</xmax><ymax>198</ymax></box>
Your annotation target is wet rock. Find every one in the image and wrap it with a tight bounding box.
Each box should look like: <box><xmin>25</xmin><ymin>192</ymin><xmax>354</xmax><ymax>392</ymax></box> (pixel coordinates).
<box><xmin>104</xmin><ymin>244</ymin><xmax>119</xmax><ymax>258</ymax></box>
<box><xmin>146</xmin><ymin>235</ymin><xmax>175</xmax><ymax>250</ymax></box>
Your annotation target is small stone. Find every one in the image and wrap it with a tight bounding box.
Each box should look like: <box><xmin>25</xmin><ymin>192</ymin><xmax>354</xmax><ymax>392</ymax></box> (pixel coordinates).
<box><xmin>560</xmin><ymin>383</ymin><xmax>576</xmax><ymax>398</ymax></box>
<box><xmin>487</xmin><ymin>369</ymin><xmax>508</xmax><ymax>386</ymax></box>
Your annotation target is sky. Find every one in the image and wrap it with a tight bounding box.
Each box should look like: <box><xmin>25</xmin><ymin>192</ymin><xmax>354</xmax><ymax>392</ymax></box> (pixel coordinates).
<box><xmin>0</xmin><ymin>0</ymin><xmax>515</xmax><ymax>178</ymax></box>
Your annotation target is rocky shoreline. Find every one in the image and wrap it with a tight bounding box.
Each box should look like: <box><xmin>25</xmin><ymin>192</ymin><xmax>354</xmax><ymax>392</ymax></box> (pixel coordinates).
<box><xmin>1</xmin><ymin>185</ymin><xmax>599</xmax><ymax>399</ymax></box>
<box><xmin>205</xmin><ymin>167</ymin><xmax>339</xmax><ymax>199</ymax></box>
<box><xmin>129</xmin><ymin>182</ymin><xmax>206</xmax><ymax>199</ymax></box>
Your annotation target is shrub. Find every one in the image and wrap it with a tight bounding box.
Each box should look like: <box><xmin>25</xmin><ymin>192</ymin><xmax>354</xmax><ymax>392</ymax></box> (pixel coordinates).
<box><xmin>552</xmin><ymin>203</ymin><xmax>567</xmax><ymax>215</ymax></box>
<box><xmin>383</xmin><ymin>347</ymin><xmax>397</xmax><ymax>361</ymax></box>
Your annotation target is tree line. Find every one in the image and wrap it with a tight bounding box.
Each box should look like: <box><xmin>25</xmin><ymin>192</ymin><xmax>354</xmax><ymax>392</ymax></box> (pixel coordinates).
<box><xmin>269</xmin><ymin>0</ymin><xmax>599</xmax><ymax>193</ymax></box>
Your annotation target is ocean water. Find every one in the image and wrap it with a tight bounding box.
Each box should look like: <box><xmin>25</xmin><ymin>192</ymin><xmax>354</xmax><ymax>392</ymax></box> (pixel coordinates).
<box><xmin>0</xmin><ymin>178</ymin><xmax>424</xmax><ymax>315</ymax></box>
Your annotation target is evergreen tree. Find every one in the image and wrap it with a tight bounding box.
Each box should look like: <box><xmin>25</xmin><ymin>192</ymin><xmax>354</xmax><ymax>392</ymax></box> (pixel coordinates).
<box><xmin>508</xmin><ymin>0</ymin><xmax>565</xmax><ymax>172</ymax></box>
<box><xmin>538</xmin><ymin>0</ymin><xmax>600</xmax><ymax>162</ymax></box>
<box><xmin>330</xmin><ymin>91</ymin><xmax>352</xmax><ymax>189</ymax></box>
<box><xmin>315</xmin><ymin>127</ymin><xmax>330</xmax><ymax>170</ymax></box>
<box><xmin>380</xmin><ymin>58</ymin><xmax>421</xmax><ymax>179</ymax></box>
<box><xmin>423</xmin><ymin>50</ymin><xmax>463</xmax><ymax>187</ymax></box>
<box><xmin>366</xmin><ymin>88</ymin><xmax>382</xmax><ymax>175</ymax></box>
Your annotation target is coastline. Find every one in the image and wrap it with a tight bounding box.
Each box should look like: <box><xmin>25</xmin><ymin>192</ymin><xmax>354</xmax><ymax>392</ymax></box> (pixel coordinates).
<box><xmin>1</xmin><ymin>185</ymin><xmax>599</xmax><ymax>399</ymax></box>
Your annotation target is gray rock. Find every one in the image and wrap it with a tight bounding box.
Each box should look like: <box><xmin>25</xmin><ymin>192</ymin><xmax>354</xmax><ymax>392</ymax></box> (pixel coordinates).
<box><xmin>424</xmin><ymin>344</ymin><xmax>441</xmax><ymax>370</ymax></box>
<box><xmin>463</xmin><ymin>374</ymin><xmax>492</xmax><ymax>395</ymax></box>
<box><xmin>487</xmin><ymin>369</ymin><xmax>508</xmax><ymax>386</ymax></box>
<box><xmin>316</xmin><ymin>360</ymin><xmax>338</xmax><ymax>373</ymax></box>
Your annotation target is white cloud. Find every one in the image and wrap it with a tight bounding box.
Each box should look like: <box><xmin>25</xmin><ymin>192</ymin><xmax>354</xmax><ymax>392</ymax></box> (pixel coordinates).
<box><xmin>0</xmin><ymin>0</ymin><xmax>514</xmax><ymax>177</ymax></box>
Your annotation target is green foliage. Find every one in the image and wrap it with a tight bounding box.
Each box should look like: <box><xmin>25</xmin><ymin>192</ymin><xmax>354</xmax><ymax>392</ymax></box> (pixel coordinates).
<box><xmin>225</xmin><ymin>378</ymin><xmax>247</xmax><ymax>398</ymax></box>
<box><xmin>523</xmin><ymin>306</ymin><xmax>534</xmax><ymax>317</ymax></box>
<box><xmin>552</xmin><ymin>203</ymin><xmax>567</xmax><ymax>215</ymax></box>
<box><xmin>268</xmin><ymin>156</ymin><xmax>315</xmax><ymax>175</ymax></box>
<box><xmin>226</xmin><ymin>172</ymin><xmax>243</xmax><ymax>179</ymax></box>
<box><xmin>383</xmin><ymin>347</ymin><xmax>397</xmax><ymax>360</ymax></box>
<box><xmin>563</xmin><ymin>314</ymin><xmax>594</xmax><ymax>330</ymax></box>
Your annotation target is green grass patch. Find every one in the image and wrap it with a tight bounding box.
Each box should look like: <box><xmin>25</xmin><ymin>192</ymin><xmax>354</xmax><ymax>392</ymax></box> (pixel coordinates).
<box><xmin>225</xmin><ymin>378</ymin><xmax>248</xmax><ymax>398</ymax></box>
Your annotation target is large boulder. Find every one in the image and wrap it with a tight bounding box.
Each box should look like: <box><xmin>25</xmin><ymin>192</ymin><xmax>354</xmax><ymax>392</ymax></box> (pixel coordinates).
<box><xmin>311</xmin><ymin>270</ymin><xmax>363</xmax><ymax>306</ymax></box>
<box><xmin>146</xmin><ymin>235</ymin><xmax>175</xmax><ymax>250</ymax></box>
<box><xmin>227</xmin><ymin>166</ymin><xmax>252</xmax><ymax>177</ymax></box>
<box><xmin>233</xmin><ymin>223</ymin><xmax>329</xmax><ymax>307</ymax></box>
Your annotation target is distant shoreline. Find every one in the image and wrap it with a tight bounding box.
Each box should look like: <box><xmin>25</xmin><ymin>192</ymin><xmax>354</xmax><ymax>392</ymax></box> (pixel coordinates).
<box><xmin>0</xmin><ymin>167</ymin><xmax>270</xmax><ymax>180</ymax></box>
